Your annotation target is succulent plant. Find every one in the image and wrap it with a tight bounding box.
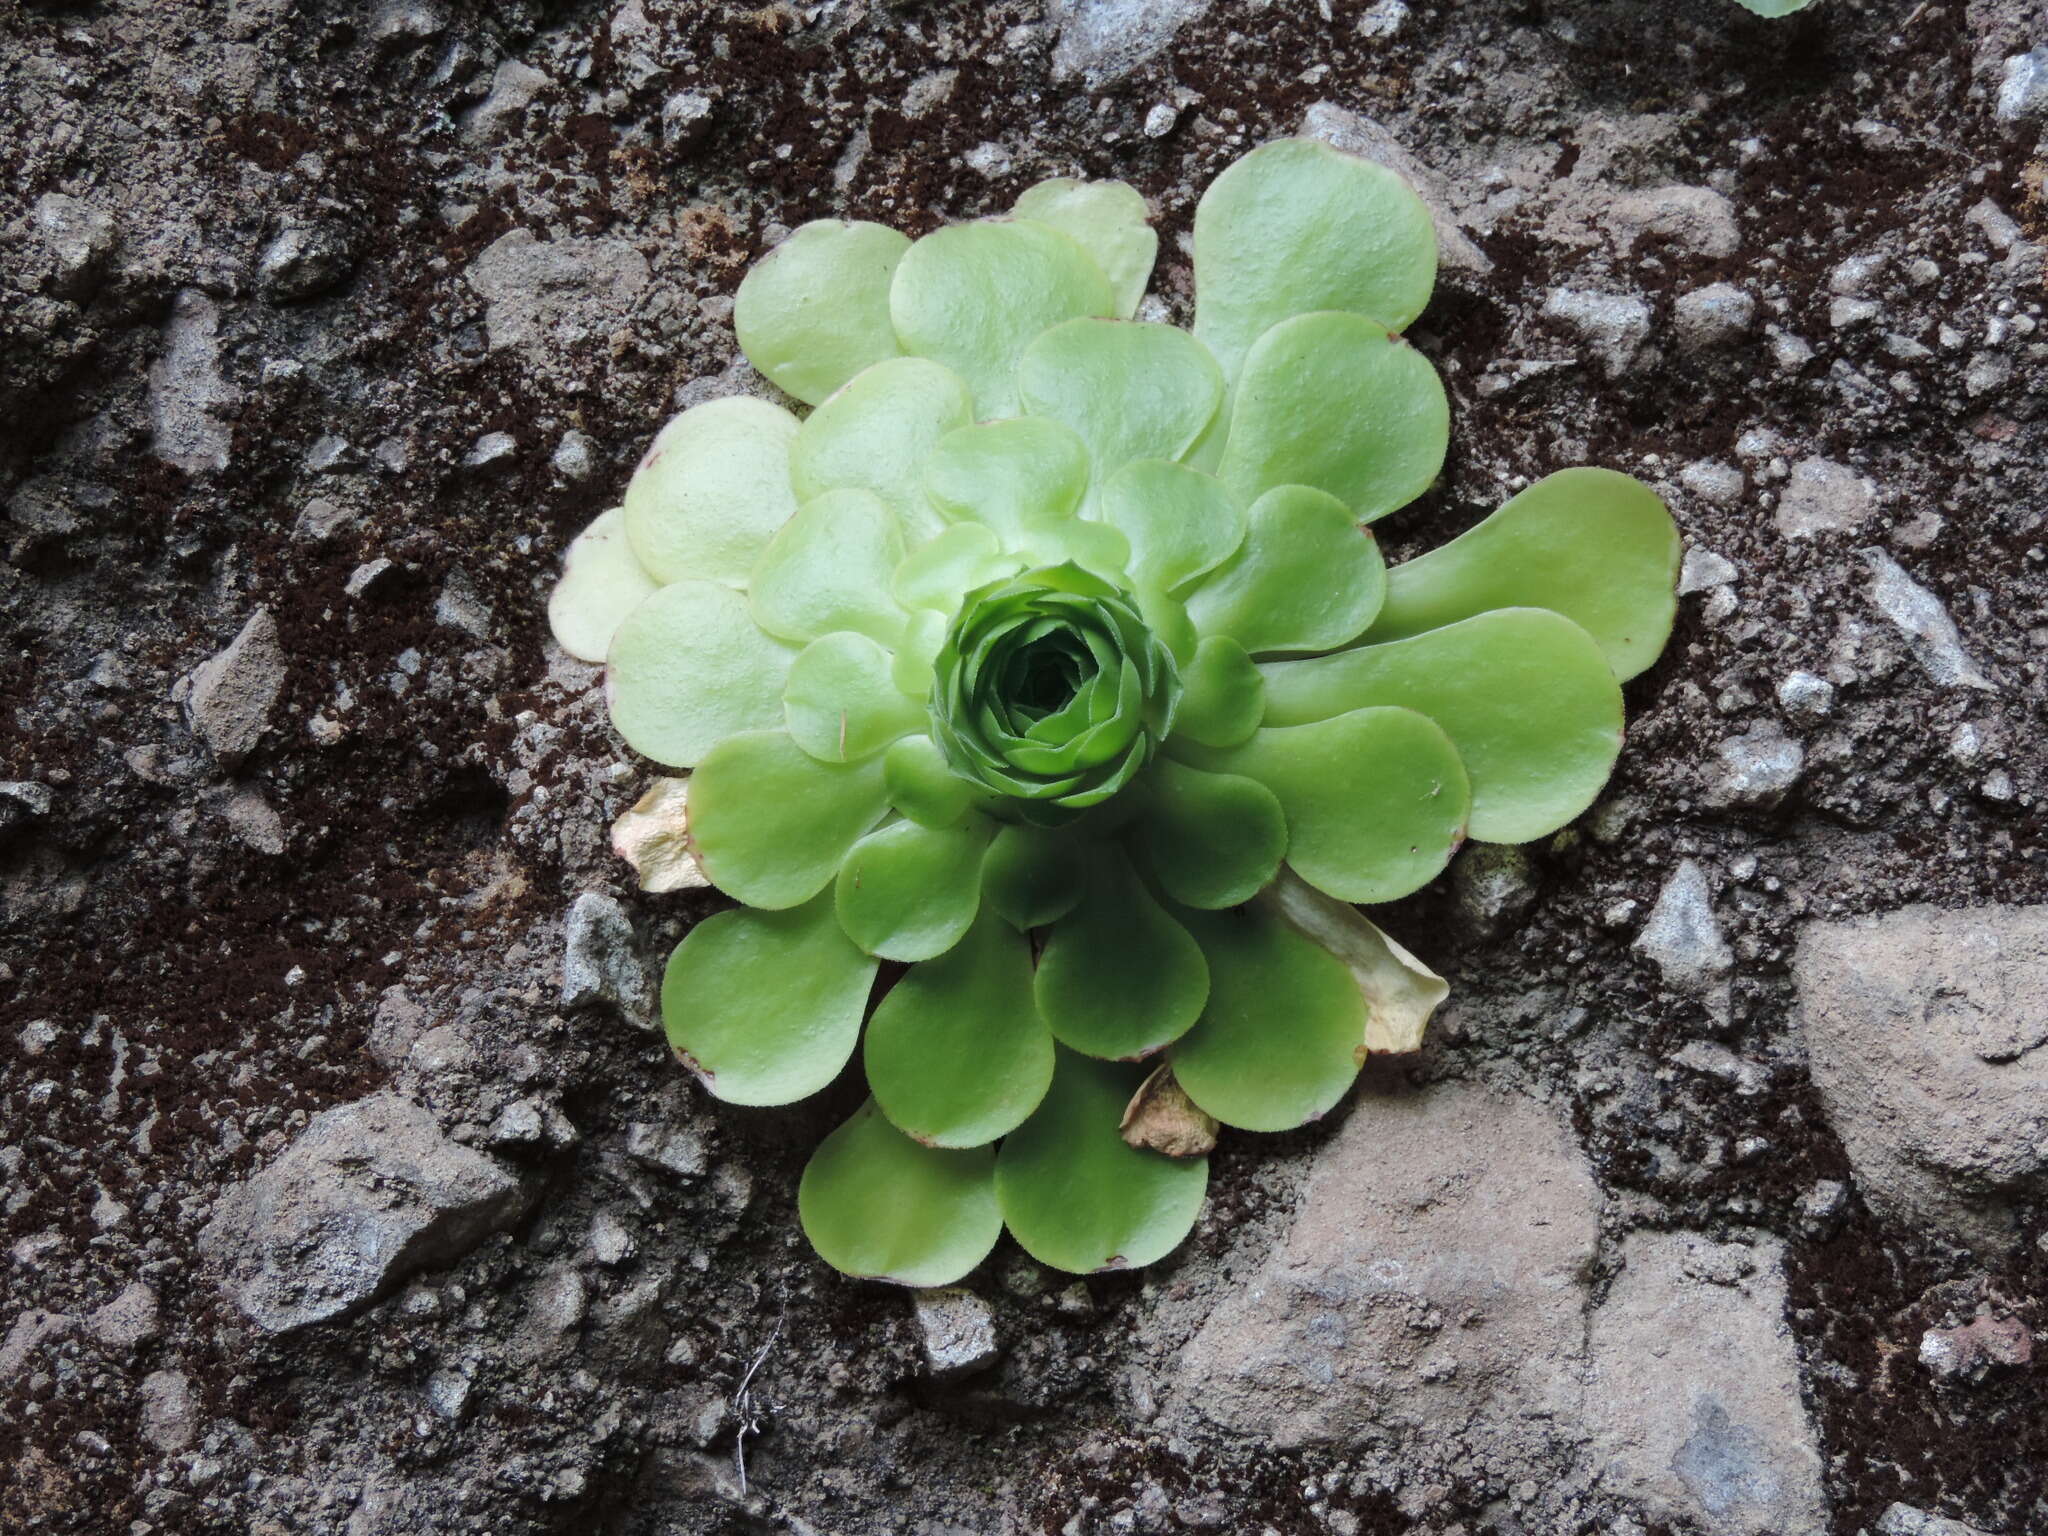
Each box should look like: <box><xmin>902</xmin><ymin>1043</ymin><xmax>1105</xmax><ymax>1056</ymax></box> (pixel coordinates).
<box><xmin>548</xmin><ymin>139</ymin><xmax>1680</xmax><ymax>1285</ymax></box>
<box><xmin>1732</xmin><ymin>0</ymin><xmax>1815</xmax><ymax>14</ymax></box>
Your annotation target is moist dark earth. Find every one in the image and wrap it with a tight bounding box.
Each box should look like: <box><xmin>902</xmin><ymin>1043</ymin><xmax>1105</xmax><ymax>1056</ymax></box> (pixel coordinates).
<box><xmin>3</xmin><ymin>1</ymin><xmax>2046</xmax><ymax>1533</ymax></box>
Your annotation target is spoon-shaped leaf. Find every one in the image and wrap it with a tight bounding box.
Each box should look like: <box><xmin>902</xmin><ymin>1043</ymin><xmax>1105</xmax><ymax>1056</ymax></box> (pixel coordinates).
<box><xmin>1170</xmin><ymin>635</ymin><xmax>1265</xmax><ymax>749</ymax></box>
<box><xmin>1217</xmin><ymin>311</ymin><xmax>1447</xmax><ymax>523</ymax></box>
<box><xmin>924</xmin><ymin>418</ymin><xmax>1089</xmax><ymax>546</ymax></box>
<box><xmin>1135</xmin><ymin>758</ymin><xmax>1287</xmax><ymax>910</ymax></box>
<box><xmin>1036</xmin><ymin>851</ymin><xmax>1208</xmax><ymax>1058</ymax></box>
<box><xmin>1012</xmin><ymin>179</ymin><xmax>1157</xmax><ymax>319</ymax></box>
<box><xmin>1364</xmin><ymin>467</ymin><xmax>1680</xmax><ymax>682</ymax></box>
<box><xmin>1185</xmin><ymin>484</ymin><xmax>1387</xmax><ymax>655</ymax></box>
<box><xmin>1019</xmin><ymin>320</ymin><xmax>1225</xmax><ymax>484</ymax></box>
<box><xmin>662</xmin><ymin>889</ymin><xmax>877</xmax><ymax>1105</ymax></box>
<box><xmin>883</xmin><ymin>734</ymin><xmax>989</xmax><ymax>828</ymax></box>
<box><xmin>835</xmin><ymin>816</ymin><xmax>991</xmax><ymax>961</ymax></box>
<box><xmin>1259</xmin><ymin>608</ymin><xmax>1622</xmax><ymax>844</ymax></box>
<box><xmin>890</xmin><ymin>220</ymin><xmax>1114</xmax><ymax>418</ymax></box>
<box><xmin>864</xmin><ymin>911</ymin><xmax>1055</xmax><ymax>1147</ymax></box>
<box><xmin>1193</xmin><ymin>137</ymin><xmax>1437</xmax><ymax>385</ymax></box>
<box><xmin>893</xmin><ymin>522</ymin><xmax>1022</xmax><ymax>616</ymax></box>
<box><xmin>792</xmin><ymin>357</ymin><xmax>973</xmax><ymax>544</ymax></box>
<box><xmin>1187</xmin><ymin>706</ymin><xmax>1470</xmax><ymax>905</ymax></box>
<box><xmin>995</xmin><ymin>1049</ymin><xmax>1208</xmax><ymax>1273</ymax></box>
<box><xmin>606</xmin><ymin>580</ymin><xmax>796</xmax><ymax>768</ymax></box>
<box><xmin>624</xmin><ymin>397</ymin><xmax>801</xmax><ymax>585</ymax></box>
<box><xmin>783</xmin><ymin>632</ymin><xmax>926</xmax><ymax>764</ymax></box>
<box><xmin>748</xmin><ymin>487</ymin><xmax>909</xmax><ymax>647</ymax></box>
<box><xmin>1096</xmin><ymin>459</ymin><xmax>1246</xmax><ymax>595</ymax></box>
<box><xmin>799</xmin><ymin>1100</ymin><xmax>1002</xmax><ymax>1286</ymax></box>
<box><xmin>735</xmin><ymin>219</ymin><xmax>910</xmax><ymax>406</ymax></box>
<box><xmin>1169</xmin><ymin>902</ymin><xmax>1366</xmax><ymax>1131</ymax></box>
<box><xmin>981</xmin><ymin>823</ymin><xmax>1086</xmax><ymax>929</ymax></box>
<box><xmin>548</xmin><ymin>507</ymin><xmax>658</xmax><ymax>664</ymax></box>
<box><xmin>688</xmin><ymin>729</ymin><xmax>891</xmax><ymax>908</ymax></box>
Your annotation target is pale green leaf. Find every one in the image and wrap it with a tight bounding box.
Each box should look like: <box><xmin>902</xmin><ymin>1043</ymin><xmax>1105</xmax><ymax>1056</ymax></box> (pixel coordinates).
<box><xmin>791</xmin><ymin>356</ymin><xmax>973</xmax><ymax>544</ymax></box>
<box><xmin>1365</xmin><ymin>467</ymin><xmax>1681</xmax><ymax>682</ymax></box>
<box><xmin>783</xmin><ymin>632</ymin><xmax>926</xmax><ymax>763</ymax></box>
<box><xmin>1217</xmin><ymin>311</ymin><xmax>1447</xmax><ymax>523</ymax></box>
<box><xmin>883</xmin><ymin>733</ymin><xmax>989</xmax><ymax>828</ymax></box>
<box><xmin>834</xmin><ymin>816</ymin><xmax>991</xmax><ymax>961</ymax></box>
<box><xmin>1095</xmin><ymin>459</ymin><xmax>1244</xmax><ymax>595</ymax></box>
<box><xmin>1035</xmin><ymin>851</ymin><xmax>1207</xmax><ymax>1059</ymax></box>
<box><xmin>994</xmin><ymin>1049</ymin><xmax>1208</xmax><ymax>1274</ymax></box>
<box><xmin>1193</xmin><ymin>136</ymin><xmax>1437</xmax><ymax>385</ymax></box>
<box><xmin>800</xmin><ymin>1101</ymin><xmax>1001</xmax><ymax>1286</ymax></box>
<box><xmin>548</xmin><ymin>506</ymin><xmax>658</xmax><ymax>664</ymax></box>
<box><xmin>1184</xmin><ymin>484</ymin><xmax>1387</xmax><ymax>655</ymax></box>
<box><xmin>1259</xmin><ymin>608</ymin><xmax>1623</xmax><ymax>844</ymax></box>
<box><xmin>662</xmin><ymin>890</ymin><xmax>876</xmax><ymax>1105</ymax></box>
<box><xmin>735</xmin><ymin>219</ymin><xmax>910</xmax><ymax>406</ymax></box>
<box><xmin>1169</xmin><ymin>635</ymin><xmax>1264</xmax><ymax>749</ymax></box>
<box><xmin>606</xmin><ymin>580</ymin><xmax>796</xmax><ymax>768</ymax></box>
<box><xmin>865</xmin><ymin>911</ymin><xmax>1055</xmax><ymax>1147</ymax></box>
<box><xmin>748</xmin><ymin>487</ymin><xmax>909</xmax><ymax>647</ymax></box>
<box><xmin>924</xmin><ymin>417</ymin><xmax>1089</xmax><ymax>545</ymax></box>
<box><xmin>1019</xmin><ymin>321</ymin><xmax>1224</xmax><ymax>485</ymax></box>
<box><xmin>624</xmin><ymin>396</ymin><xmax>801</xmax><ymax>585</ymax></box>
<box><xmin>1135</xmin><ymin>758</ymin><xmax>1287</xmax><ymax>910</ymax></box>
<box><xmin>1012</xmin><ymin>178</ymin><xmax>1157</xmax><ymax>319</ymax></box>
<box><xmin>688</xmin><ymin>729</ymin><xmax>891</xmax><ymax>908</ymax></box>
<box><xmin>890</xmin><ymin>219</ymin><xmax>1114</xmax><ymax>418</ymax></box>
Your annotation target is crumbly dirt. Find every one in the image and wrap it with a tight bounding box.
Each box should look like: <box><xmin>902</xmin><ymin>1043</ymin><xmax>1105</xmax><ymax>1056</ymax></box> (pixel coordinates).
<box><xmin>2</xmin><ymin>1</ymin><xmax>2044</xmax><ymax>1533</ymax></box>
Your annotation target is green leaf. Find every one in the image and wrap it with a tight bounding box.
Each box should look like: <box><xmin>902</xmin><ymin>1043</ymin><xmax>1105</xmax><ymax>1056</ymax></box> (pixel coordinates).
<box><xmin>1365</xmin><ymin>467</ymin><xmax>1681</xmax><ymax>682</ymax></box>
<box><xmin>606</xmin><ymin>580</ymin><xmax>796</xmax><ymax>768</ymax></box>
<box><xmin>994</xmin><ymin>1049</ymin><xmax>1208</xmax><ymax>1274</ymax></box>
<box><xmin>662</xmin><ymin>890</ymin><xmax>877</xmax><ymax>1106</ymax></box>
<box><xmin>1170</xmin><ymin>635</ymin><xmax>1265</xmax><ymax>749</ymax></box>
<box><xmin>1035</xmin><ymin>852</ymin><xmax>1208</xmax><ymax>1058</ymax></box>
<box><xmin>1733</xmin><ymin>0</ymin><xmax>1813</xmax><ymax>14</ymax></box>
<box><xmin>890</xmin><ymin>219</ymin><xmax>1115</xmax><ymax>418</ymax></box>
<box><xmin>1217</xmin><ymin>311</ymin><xmax>1447</xmax><ymax>523</ymax></box>
<box><xmin>1170</xmin><ymin>903</ymin><xmax>1366</xmax><ymax>1131</ymax></box>
<box><xmin>1012</xmin><ymin>178</ymin><xmax>1157</xmax><ymax>319</ymax></box>
<box><xmin>1190</xmin><ymin>706</ymin><xmax>1470</xmax><ymax>905</ymax></box>
<box><xmin>1193</xmin><ymin>137</ymin><xmax>1437</xmax><ymax>385</ymax></box>
<box><xmin>799</xmin><ymin>1100</ymin><xmax>1002</xmax><ymax>1286</ymax></box>
<box><xmin>1184</xmin><ymin>484</ymin><xmax>1387</xmax><ymax>655</ymax></box>
<box><xmin>624</xmin><ymin>397</ymin><xmax>802</xmax><ymax>585</ymax></box>
<box><xmin>688</xmin><ymin>729</ymin><xmax>891</xmax><ymax>908</ymax></box>
<box><xmin>783</xmin><ymin>632</ymin><xmax>926</xmax><ymax>763</ymax></box>
<box><xmin>1094</xmin><ymin>459</ymin><xmax>1245</xmax><ymax>594</ymax></box>
<box><xmin>981</xmin><ymin>823</ymin><xmax>1086</xmax><ymax>929</ymax></box>
<box><xmin>893</xmin><ymin>522</ymin><xmax>1022</xmax><ymax>615</ymax></box>
<box><xmin>924</xmin><ymin>418</ymin><xmax>1089</xmax><ymax>546</ymax></box>
<box><xmin>1259</xmin><ymin>608</ymin><xmax>1623</xmax><ymax>844</ymax></box>
<box><xmin>883</xmin><ymin>734</ymin><xmax>988</xmax><ymax>828</ymax></box>
<box><xmin>734</xmin><ymin>219</ymin><xmax>910</xmax><ymax>406</ymax></box>
<box><xmin>748</xmin><ymin>488</ymin><xmax>909</xmax><ymax>647</ymax></box>
<box><xmin>1135</xmin><ymin>758</ymin><xmax>1287</xmax><ymax>909</ymax></box>
<box><xmin>864</xmin><ymin>911</ymin><xmax>1055</xmax><ymax>1147</ymax></box>
<box><xmin>835</xmin><ymin>816</ymin><xmax>991</xmax><ymax>961</ymax></box>
<box><xmin>548</xmin><ymin>506</ymin><xmax>659</xmax><ymax>664</ymax></box>
<box><xmin>1019</xmin><ymin>321</ymin><xmax>1224</xmax><ymax>485</ymax></box>
<box><xmin>791</xmin><ymin>356</ymin><xmax>973</xmax><ymax>545</ymax></box>
<box><xmin>890</xmin><ymin>608</ymin><xmax>948</xmax><ymax>695</ymax></box>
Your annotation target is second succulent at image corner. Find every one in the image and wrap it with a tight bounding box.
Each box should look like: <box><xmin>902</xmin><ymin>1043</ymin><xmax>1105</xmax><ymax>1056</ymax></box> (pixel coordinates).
<box><xmin>546</xmin><ymin>136</ymin><xmax>1684</xmax><ymax>1287</ymax></box>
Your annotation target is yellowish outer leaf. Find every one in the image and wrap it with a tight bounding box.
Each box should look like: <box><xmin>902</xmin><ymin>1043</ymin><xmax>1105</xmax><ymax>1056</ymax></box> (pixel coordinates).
<box><xmin>1259</xmin><ymin>868</ymin><xmax>1446</xmax><ymax>1057</ymax></box>
<box><xmin>609</xmin><ymin>777</ymin><xmax>709</xmax><ymax>894</ymax></box>
<box><xmin>1118</xmin><ymin>1062</ymin><xmax>1219</xmax><ymax>1158</ymax></box>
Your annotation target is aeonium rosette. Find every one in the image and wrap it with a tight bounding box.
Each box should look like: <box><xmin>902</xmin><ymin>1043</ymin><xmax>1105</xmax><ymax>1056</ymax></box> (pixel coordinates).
<box><xmin>547</xmin><ymin>140</ymin><xmax>1682</xmax><ymax>1284</ymax></box>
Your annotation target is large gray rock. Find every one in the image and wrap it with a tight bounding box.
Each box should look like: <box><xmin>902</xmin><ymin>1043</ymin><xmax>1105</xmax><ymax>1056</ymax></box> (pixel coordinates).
<box><xmin>1046</xmin><ymin>0</ymin><xmax>1211</xmax><ymax>86</ymax></box>
<box><xmin>148</xmin><ymin>288</ymin><xmax>237</xmax><ymax>474</ymax></box>
<box><xmin>201</xmin><ymin>1092</ymin><xmax>532</xmax><ymax>1332</ymax></box>
<box><xmin>466</xmin><ymin>229</ymin><xmax>650</xmax><ymax>360</ymax></box>
<box><xmin>1172</xmin><ymin>1081</ymin><xmax>1599</xmax><ymax>1464</ymax></box>
<box><xmin>1795</xmin><ymin>905</ymin><xmax>2048</xmax><ymax>1249</ymax></box>
<box><xmin>1585</xmin><ymin>1234</ymin><xmax>1827</xmax><ymax>1536</ymax></box>
<box><xmin>185</xmin><ymin>608</ymin><xmax>288</xmax><ymax>767</ymax></box>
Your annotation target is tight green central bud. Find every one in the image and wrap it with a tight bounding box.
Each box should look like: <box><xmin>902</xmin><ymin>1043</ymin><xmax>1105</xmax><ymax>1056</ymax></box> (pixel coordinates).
<box><xmin>930</xmin><ymin>563</ymin><xmax>1182</xmax><ymax>821</ymax></box>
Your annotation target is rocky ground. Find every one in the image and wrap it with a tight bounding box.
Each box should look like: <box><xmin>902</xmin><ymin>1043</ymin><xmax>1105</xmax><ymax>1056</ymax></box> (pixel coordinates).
<box><xmin>3</xmin><ymin>0</ymin><xmax>2046</xmax><ymax>1533</ymax></box>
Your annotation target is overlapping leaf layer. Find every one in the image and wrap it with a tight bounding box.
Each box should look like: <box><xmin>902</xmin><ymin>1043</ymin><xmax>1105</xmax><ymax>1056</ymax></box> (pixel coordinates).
<box><xmin>548</xmin><ymin>139</ymin><xmax>1681</xmax><ymax>1284</ymax></box>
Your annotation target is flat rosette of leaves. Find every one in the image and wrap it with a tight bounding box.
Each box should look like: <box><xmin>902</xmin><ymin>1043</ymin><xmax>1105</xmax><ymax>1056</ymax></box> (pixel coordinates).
<box><xmin>547</xmin><ymin>139</ymin><xmax>1681</xmax><ymax>1284</ymax></box>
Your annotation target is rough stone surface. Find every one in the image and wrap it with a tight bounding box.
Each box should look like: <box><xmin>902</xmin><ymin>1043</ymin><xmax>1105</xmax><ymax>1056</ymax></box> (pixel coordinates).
<box><xmin>912</xmin><ymin>1289</ymin><xmax>1001</xmax><ymax>1382</ymax></box>
<box><xmin>1635</xmin><ymin>859</ymin><xmax>1734</xmax><ymax>1016</ymax></box>
<box><xmin>1703</xmin><ymin>722</ymin><xmax>1805</xmax><ymax>811</ymax></box>
<box><xmin>1674</xmin><ymin>282</ymin><xmax>1757</xmax><ymax>352</ymax></box>
<box><xmin>1173</xmin><ymin>1080</ymin><xmax>1599</xmax><ymax>1463</ymax></box>
<box><xmin>1774</xmin><ymin>457</ymin><xmax>1879</xmax><ymax>539</ymax></box>
<box><xmin>560</xmin><ymin>891</ymin><xmax>653</xmax><ymax>1022</ymax></box>
<box><xmin>200</xmin><ymin>1092</ymin><xmax>532</xmax><ymax>1332</ymax></box>
<box><xmin>184</xmin><ymin>609</ymin><xmax>288</xmax><ymax>767</ymax></box>
<box><xmin>1796</xmin><ymin>905</ymin><xmax>2048</xmax><ymax>1249</ymax></box>
<box><xmin>1543</xmin><ymin>285</ymin><xmax>1652</xmax><ymax>375</ymax></box>
<box><xmin>466</xmin><ymin>229</ymin><xmax>651</xmax><ymax>360</ymax></box>
<box><xmin>1861</xmin><ymin>549</ymin><xmax>1997</xmax><ymax>691</ymax></box>
<box><xmin>1046</xmin><ymin>0</ymin><xmax>1211</xmax><ymax>85</ymax></box>
<box><xmin>1585</xmin><ymin>1233</ymin><xmax>1827</xmax><ymax>1536</ymax></box>
<box><xmin>137</xmin><ymin>1369</ymin><xmax>200</xmax><ymax>1454</ymax></box>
